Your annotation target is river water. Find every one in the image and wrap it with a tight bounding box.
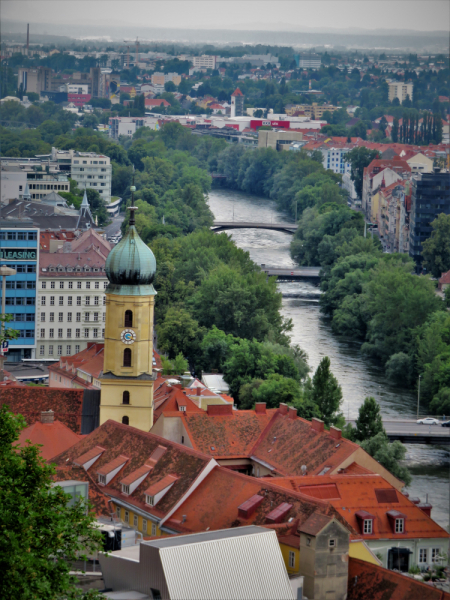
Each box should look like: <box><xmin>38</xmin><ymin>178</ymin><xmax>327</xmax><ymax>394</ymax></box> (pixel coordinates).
<box><xmin>208</xmin><ymin>188</ymin><xmax>449</xmax><ymax>530</ymax></box>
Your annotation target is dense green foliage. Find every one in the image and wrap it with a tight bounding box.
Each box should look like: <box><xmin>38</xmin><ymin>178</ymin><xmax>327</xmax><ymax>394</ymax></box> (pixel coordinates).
<box><xmin>0</xmin><ymin>406</ymin><xmax>102</xmax><ymax>599</ymax></box>
<box><xmin>422</xmin><ymin>214</ymin><xmax>450</xmax><ymax>278</ymax></box>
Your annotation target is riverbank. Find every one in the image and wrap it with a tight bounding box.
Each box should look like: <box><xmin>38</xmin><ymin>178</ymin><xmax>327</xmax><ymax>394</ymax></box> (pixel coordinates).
<box><xmin>207</xmin><ymin>187</ymin><xmax>449</xmax><ymax>530</ymax></box>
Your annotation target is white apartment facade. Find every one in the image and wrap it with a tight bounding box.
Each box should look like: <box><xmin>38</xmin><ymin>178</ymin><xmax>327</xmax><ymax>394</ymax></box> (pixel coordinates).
<box><xmin>37</xmin><ymin>259</ymin><xmax>108</xmax><ymax>360</ymax></box>
<box><xmin>50</xmin><ymin>148</ymin><xmax>112</xmax><ymax>204</ymax></box>
<box><xmin>193</xmin><ymin>55</ymin><xmax>216</xmax><ymax>69</ymax></box>
<box><xmin>388</xmin><ymin>82</ymin><xmax>413</xmax><ymax>104</ymax></box>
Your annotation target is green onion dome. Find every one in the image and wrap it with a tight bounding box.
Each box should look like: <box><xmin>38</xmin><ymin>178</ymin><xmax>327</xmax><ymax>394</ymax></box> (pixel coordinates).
<box><xmin>105</xmin><ymin>225</ymin><xmax>156</xmax><ymax>286</ymax></box>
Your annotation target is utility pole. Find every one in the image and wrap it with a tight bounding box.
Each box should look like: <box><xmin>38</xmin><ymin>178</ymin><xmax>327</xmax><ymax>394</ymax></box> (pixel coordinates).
<box><xmin>417</xmin><ymin>375</ymin><xmax>421</xmax><ymax>419</ymax></box>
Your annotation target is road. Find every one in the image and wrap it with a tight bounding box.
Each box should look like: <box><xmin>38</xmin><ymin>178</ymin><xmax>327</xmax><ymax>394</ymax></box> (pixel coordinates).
<box><xmin>103</xmin><ymin>215</ymin><xmax>124</xmax><ymax>239</ymax></box>
<box><xmin>346</xmin><ymin>419</ymin><xmax>450</xmax><ymax>445</ymax></box>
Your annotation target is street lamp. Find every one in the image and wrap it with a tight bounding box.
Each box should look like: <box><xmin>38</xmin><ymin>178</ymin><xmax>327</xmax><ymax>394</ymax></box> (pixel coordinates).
<box><xmin>417</xmin><ymin>375</ymin><xmax>421</xmax><ymax>419</ymax></box>
<box><xmin>0</xmin><ymin>265</ymin><xmax>16</xmax><ymax>337</ymax></box>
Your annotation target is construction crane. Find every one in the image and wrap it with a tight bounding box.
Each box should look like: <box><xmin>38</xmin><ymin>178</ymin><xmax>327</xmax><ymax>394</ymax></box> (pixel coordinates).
<box><xmin>124</xmin><ymin>37</ymin><xmax>140</xmax><ymax>66</ymax></box>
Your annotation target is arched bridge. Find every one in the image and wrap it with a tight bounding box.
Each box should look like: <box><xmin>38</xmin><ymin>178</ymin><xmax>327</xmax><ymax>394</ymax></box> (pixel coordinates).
<box><xmin>211</xmin><ymin>221</ymin><xmax>297</xmax><ymax>234</ymax></box>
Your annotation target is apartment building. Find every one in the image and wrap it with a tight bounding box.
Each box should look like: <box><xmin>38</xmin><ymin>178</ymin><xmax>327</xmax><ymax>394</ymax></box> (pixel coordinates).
<box><xmin>193</xmin><ymin>55</ymin><xmax>216</xmax><ymax>69</ymax></box>
<box><xmin>230</xmin><ymin>88</ymin><xmax>244</xmax><ymax>117</ymax></box>
<box><xmin>37</xmin><ymin>229</ymin><xmax>111</xmax><ymax>360</ymax></box>
<box><xmin>285</xmin><ymin>103</ymin><xmax>341</xmax><ymax>119</ymax></box>
<box><xmin>294</xmin><ymin>53</ymin><xmax>322</xmax><ymax>69</ymax></box>
<box><xmin>109</xmin><ymin>116</ymin><xmax>159</xmax><ymax>140</ymax></box>
<box><xmin>17</xmin><ymin>66</ymin><xmax>53</xmax><ymax>94</ymax></box>
<box><xmin>151</xmin><ymin>72</ymin><xmax>181</xmax><ymax>86</ymax></box>
<box><xmin>0</xmin><ymin>217</ymin><xmax>39</xmax><ymax>362</ymax></box>
<box><xmin>1</xmin><ymin>159</ymin><xmax>70</xmax><ymax>202</ymax></box>
<box><xmin>388</xmin><ymin>82</ymin><xmax>414</xmax><ymax>104</ymax></box>
<box><xmin>50</xmin><ymin>148</ymin><xmax>112</xmax><ymax>204</ymax></box>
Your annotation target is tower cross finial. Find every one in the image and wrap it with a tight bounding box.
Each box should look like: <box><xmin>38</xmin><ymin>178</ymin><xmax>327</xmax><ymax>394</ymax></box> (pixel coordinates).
<box><xmin>128</xmin><ymin>166</ymin><xmax>138</xmax><ymax>226</ymax></box>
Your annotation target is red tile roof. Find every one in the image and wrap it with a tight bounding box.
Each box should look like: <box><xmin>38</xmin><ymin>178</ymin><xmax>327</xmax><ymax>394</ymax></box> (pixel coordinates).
<box><xmin>17</xmin><ymin>419</ymin><xmax>82</xmax><ymax>460</ymax></box>
<box><xmin>231</xmin><ymin>88</ymin><xmax>244</xmax><ymax>96</ymax></box>
<box><xmin>74</xmin><ymin>445</ymin><xmax>106</xmax><ymax>468</ymax></box>
<box><xmin>121</xmin><ymin>463</ymin><xmax>153</xmax><ymax>486</ymax></box>
<box><xmin>439</xmin><ymin>270</ymin><xmax>450</xmax><ymax>285</ymax></box>
<box><xmin>97</xmin><ymin>454</ymin><xmax>129</xmax><ymax>476</ymax></box>
<box><xmin>299</xmin><ymin>512</ymin><xmax>332</xmax><ymax>535</ymax></box>
<box><xmin>1</xmin><ymin>387</ymin><xmax>84</xmax><ymax>433</ymax></box>
<box><xmin>51</xmin><ymin>420</ymin><xmax>213</xmax><ymax>520</ymax></box>
<box><xmin>145</xmin><ymin>99</ymin><xmax>170</xmax><ymax>107</ymax></box>
<box><xmin>348</xmin><ymin>557</ymin><xmax>450</xmax><ymax>600</ymax></box>
<box><xmin>144</xmin><ymin>474</ymin><xmax>178</xmax><ymax>496</ymax></box>
<box><xmin>272</xmin><ymin>473</ymin><xmax>448</xmax><ymax>540</ymax></box>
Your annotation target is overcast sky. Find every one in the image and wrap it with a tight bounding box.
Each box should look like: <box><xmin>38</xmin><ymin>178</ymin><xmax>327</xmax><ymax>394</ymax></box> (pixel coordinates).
<box><xmin>2</xmin><ymin>0</ymin><xmax>449</xmax><ymax>32</ymax></box>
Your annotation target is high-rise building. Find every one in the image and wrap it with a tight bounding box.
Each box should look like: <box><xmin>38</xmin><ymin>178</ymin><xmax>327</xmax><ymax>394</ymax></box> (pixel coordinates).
<box><xmin>17</xmin><ymin>67</ymin><xmax>53</xmax><ymax>94</ymax></box>
<box><xmin>294</xmin><ymin>53</ymin><xmax>322</xmax><ymax>69</ymax></box>
<box><xmin>409</xmin><ymin>169</ymin><xmax>450</xmax><ymax>270</ymax></box>
<box><xmin>388</xmin><ymin>82</ymin><xmax>413</xmax><ymax>104</ymax></box>
<box><xmin>230</xmin><ymin>88</ymin><xmax>244</xmax><ymax>118</ymax></box>
<box><xmin>193</xmin><ymin>55</ymin><xmax>216</xmax><ymax>69</ymax></box>
<box><xmin>99</xmin><ymin>187</ymin><xmax>157</xmax><ymax>431</ymax></box>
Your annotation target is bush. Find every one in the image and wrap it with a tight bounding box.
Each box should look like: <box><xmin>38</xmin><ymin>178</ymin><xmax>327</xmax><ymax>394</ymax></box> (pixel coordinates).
<box><xmin>385</xmin><ymin>352</ymin><xmax>414</xmax><ymax>386</ymax></box>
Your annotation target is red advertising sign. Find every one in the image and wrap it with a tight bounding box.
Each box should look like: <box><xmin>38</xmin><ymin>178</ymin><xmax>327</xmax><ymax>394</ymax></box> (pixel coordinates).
<box><xmin>250</xmin><ymin>119</ymin><xmax>290</xmax><ymax>130</ymax></box>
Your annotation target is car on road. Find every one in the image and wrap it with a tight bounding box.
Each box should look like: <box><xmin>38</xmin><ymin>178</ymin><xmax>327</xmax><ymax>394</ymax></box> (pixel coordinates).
<box><xmin>441</xmin><ymin>420</ymin><xmax>450</xmax><ymax>427</ymax></box>
<box><xmin>417</xmin><ymin>417</ymin><xmax>440</xmax><ymax>425</ymax></box>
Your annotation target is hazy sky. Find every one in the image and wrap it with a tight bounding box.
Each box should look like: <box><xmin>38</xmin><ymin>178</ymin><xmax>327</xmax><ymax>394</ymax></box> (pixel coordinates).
<box><xmin>2</xmin><ymin>0</ymin><xmax>449</xmax><ymax>32</ymax></box>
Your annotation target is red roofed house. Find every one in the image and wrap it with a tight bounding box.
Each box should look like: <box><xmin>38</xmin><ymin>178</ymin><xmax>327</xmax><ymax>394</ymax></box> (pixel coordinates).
<box><xmin>438</xmin><ymin>269</ymin><xmax>450</xmax><ymax>292</ymax></box>
<box><xmin>362</xmin><ymin>158</ymin><xmax>411</xmax><ymax>219</ymax></box>
<box><xmin>151</xmin><ymin>403</ymin><xmax>405</xmax><ymax>490</ymax></box>
<box><xmin>272</xmin><ymin>472</ymin><xmax>448</xmax><ymax>571</ymax></box>
<box><xmin>145</xmin><ymin>99</ymin><xmax>170</xmax><ymax>109</ymax></box>
<box><xmin>231</xmin><ymin>87</ymin><xmax>244</xmax><ymax>117</ymax></box>
<box><xmin>16</xmin><ymin>409</ymin><xmax>82</xmax><ymax>460</ymax></box>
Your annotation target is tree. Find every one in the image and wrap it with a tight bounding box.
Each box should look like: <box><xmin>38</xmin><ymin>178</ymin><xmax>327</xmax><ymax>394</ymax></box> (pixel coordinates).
<box><xmin>157</xmin><ymin>307</ymin><xmax>203</xmax><ymax>360</ymax></box>
<box><xmin>385</xmin><ymin>352</ymin><xmax>414</xmax><ymax>385</ymax></box>
<box><xmin>164</xmin><ymin>80</ymin><xmax>176</xmax><ymax>92</ymax></box>
<box><xmin>85</xmin><ymin>189</ymin><xmax>109</xmax><ymax>226</ymax></box>
<box><xmin>430</xmin><ymin>388</ymin><xmax>450</xmax><ymax>416</ymax></box>
<box><xmin>309</xmin><ymin>356</ymin><xmax>343</xmax><ymax>426</ymax></box>
<box><xmin>253</xmin><ymin>109</ymin><xmax>263</xmax><ymax>118</ymax></box>
<box><xmin>361</xmin><ymin>432</ymin><xmax>412</xmax><ymax>485</ymax></box>
<box><xmin>161</xmin><ymin>353</ymin><xmax>189</xmax><ymax>375</ymax></box>
<box><xmin>345</xmin><ymin>147</ymin><xmax>380</xmax><ymax>199</ymax></box>
<box><xmin>422</xmin><ymin>214</ymin><xmax>450</xmax><ymax>278</ymax></box>
<box><xmin>354</xmin><ymin>397</ymin><xmax>385</xmax><ymax>441</ymax></box>
<box><xmin>0</xmin><ymin>405</ymin><xmax>102</xmax><ymax>599</ymax></box>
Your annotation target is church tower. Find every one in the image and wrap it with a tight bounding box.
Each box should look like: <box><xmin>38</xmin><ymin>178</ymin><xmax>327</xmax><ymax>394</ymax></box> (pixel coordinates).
<box><xmin>99</xmin><ymin>182</ymin><xmax>157</xmax><ymax>431</ymax></box>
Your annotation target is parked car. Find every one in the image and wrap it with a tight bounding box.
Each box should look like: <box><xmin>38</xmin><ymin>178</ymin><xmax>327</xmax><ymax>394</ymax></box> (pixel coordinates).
<box><xmin>441</xmin><ymin>420</ymin><xmax>450</xmax><ymax>427</ymax></box>
<box><xmin>417</xmin><ymin>417</ymin><xmax>440</xmax><ymax>425</ymax></box>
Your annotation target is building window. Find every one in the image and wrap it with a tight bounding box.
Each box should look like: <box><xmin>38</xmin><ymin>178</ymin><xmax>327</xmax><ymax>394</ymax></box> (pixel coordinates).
<box><xmin>181</xmin><ymin>436</ymin><xmax>184</xmax><ymax>444</ymax></box>
<box><xmin>93</xmin><ymin>329</ymin><xmax>98</xmax><ymax>338</ymax></box>
<box><xmin>133</xmin><ymin>515</ymin><xmax>138</xmax><ymax>528</ymax></box>
<box><xmin>41</xmin><ymin>282</ymin><xmax>46</xmax><ymax>289</ymax></box>
<box><xmin>49</xmin><ymin>328</ymin><xmax>54</xmax><ymax>338</ymax></box>
<box><xmin>116</xmin><ymin>506</ymin><xmax>121</xmax><ymax>519</ymax></box>
<box><xmin>363</xmin><ymin>520</ymin><xmax>373</xmax><ymax>534</ymax></box>
<box><xmin>93</xmin><ymin>312</ymin><xmax>99</xmax><ymax>322</ymax></box>
<box><xmin>39</xmin><ymin>345</ymin><xmax>45</xmax><ymax>356</ymax></box>
<box><xmin>86</xmin><ymin>282</ymin><xmax>90</xmax><ymax>290</ymax></box>
<box><xmin>123</xmin><ymin>348</ymin><xmax>131</xmax><ymax>367</ymax></box>
<box><xmin>50</xmin><ymin>296</ymin><xmax>55</xmax><ymax>306</ymax></box>
<box><xmin>123</xmin><ymin>391</ymin><xmax>130</xmax><ymax>405</ymax></box>
<box><xmin>75</xmin><ymin>345</ymin><xmax>80</xmax><ymax>353</ymax></box>
<box><xmin>124</xmin><ymin>510</ymin><xmax>129</xmax><ymax>523</ymax></box>
<box><xmin>102</xmin><ymin>328</ymin><xmax>105</xmax><ymax>337</ymax></box>
<box><xmin>103</xmin><ymin>297</ymin><xmax>106</xmax><ymax>305</ymax></box>
<box><xmin>143</xmin><ymin>519</ymin><xmax>147</xmax><ymax>533</ymax></box>
<box><xmin>77</xmin><ymin>282</ymin><xmax>82</xmax><ymax>289</ymax></box>
<box><xmin>58</xmin><ymin>329</ymin><xmax>63</xmax><ymax>338</ymax></box>
<box><xmin>419</xmin><ymin>549</ymin><xmax>427</xmax><ymax>563</ymax></box>
<box><xmin>66</xmin><ymin>345</ymin><xmax>71</xmax><ymax>355</ymax></box>
<box><xmin>431</xmin><ymin>548</ymin><xmax>441</xmax><ymax>563</ymax></box>
<box><xmin>41</xmin><ymin>297</ymin><xmax>46</xmax><ymax>306</ymax></box>
<box><xmin>77</xmin><ymin>297</ymin><xmax>81</xmax><ymax>306</ymax></box>
<box><xmin>122</xmin><ymin>416</ymin><xmax>129</xmax><ymax>425</ymax></box>
<box><xmin>95</xmin><ymin>282</ymin><xmax>99</xmax><ymax>289</ymax></box>
<box><xmin>76</xmin><ymin>329</ymin><xmax>80</xmax><ymax>338</ymax></box>
<box><xmin>49</xmin><ymin>345</ymin><xmax>53</xmax><ymax>355</ymax></box>
<box><xmin>329</xmin><ymin>539</ymin><xmax>336</xmax><ymax>548</ymax></box>
<box><xmin>124</xmin><ymin>310</ymin><xmax>133</xmax><ymax>327</ymax></box>
<box><xmin>85</xmin><ymin>313</ymin><xmax>90</xmax><ymax>322</ymax></box>
<box><xmin>58</xmin><ymin>313</ymin><xmax>63</xmax><ymax>322</ymax></box>
<box><xmin>57</xmin><ymin>345</ymin><xmax>62</xmax><ymax>356</ymax></box>
<box><xmin>51</xmin><ymin>282</ymin><xmax>55</xmax><ymax>289</ymax></box>
<box><xmin>395</xmin><ymin>519</ymin><xmax>404</xmax><ymax>533</ymax></box>
<box><xmin>67</xmin><ymin>313</ymin><xmax>72</xmax><ymax>322</ymax></box>
<box><xmin>49</xmin><ymin>312</ymin><xmax>54</xmax><ymax>322</ymax></box>
<box><xmin>68</xmin><ymin>296</ymin><xmax>72</xmax><ymax>306</ymax></box>
<box><xmin>122</xmin><ymin>484</ymin><xmax>130</xmax><ymax>495</ymax></box>
<box><xmin>68</xmin><ymin>282</ymin><xmax>73</xmax><ymax>289</ymax></box>
<box><xmin>151</xmin><ymin>523</ymin><xmax>157</xmax><ymax>536</ymax></box>
<box><xmin>98</xmin><ymin>474</ymin><xmax>106</xmax><ymax>485</ymax></box>
<box><xmin>85</xmin><ymin>297</ymin><xmax>90</xmax><ymax>306</ymax></box>
<box><xmin>104</xmin><ymin>282</ymin><xmax>108</xmax><ymax>289</ymax></box>
<box><xmin>289</xmin><ymin>551</ymin><xmax>295</xmax><ymax>568</ymax></box>
<box><xmin>59</xmin><ymin>281</ymin><xmax>64</xmax><ymax>289</ymax></box>
<box><xmin>84</xmin><ymin>329</ymin><xmax>89</xmax><ymax>338</ymax></box>
<box><xmin>76</xmin><ymin>313</ymin><xmax>81</xmax><ymax>322</ymax></box>
<box><xmin>67</xmin><ymin>329</ymin><xmax>72</xmax><ymax>338</ymax></box>
<box><xmin>94</xmin><ymin>296</ymin><xmax>99</xmax><ymax>305</ymax></box>
<box><xmin>41</xmin><ymin>313</ymin><xmax>46</xmax><ymax>322</ymax></box>
<box><xmin>102</xmin><ymin>313</ymin><xmax>106</xmax><ymax>322</ymax></box>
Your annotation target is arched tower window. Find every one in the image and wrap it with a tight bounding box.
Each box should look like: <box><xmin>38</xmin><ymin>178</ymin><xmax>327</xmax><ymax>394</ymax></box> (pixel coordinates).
<box><xmin>124</xmin><ymin>310</ymin><xmax>133</xmax><ymax>327</ymax></box>
<box><xmin>123</xmin><ymin>391</ymin><xmax>130</xmax><ymax>405</ymax></box>
<box><xmin>123</xmin><ymin>348</ymin><xmax>132</xmax><ymax>367</ymax></box>
<box><xmin>122</xmin><ymin>416</ymin><xmax>129</xmax><ymax>425</ymax></box>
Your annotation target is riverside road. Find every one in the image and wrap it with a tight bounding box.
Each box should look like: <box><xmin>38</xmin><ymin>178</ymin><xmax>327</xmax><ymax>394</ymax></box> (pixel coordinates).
<box><xmin>347</xmin><ymin>420</ymin><xmax>450</xmax><ymax>445</ymax></box>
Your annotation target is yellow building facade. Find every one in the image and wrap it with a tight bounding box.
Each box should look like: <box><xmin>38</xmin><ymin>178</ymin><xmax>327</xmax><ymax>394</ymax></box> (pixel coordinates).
<box><xmin>99</xmin><ymin>192</ymin><xmax>157</xmax><ymax>431</ymax></box>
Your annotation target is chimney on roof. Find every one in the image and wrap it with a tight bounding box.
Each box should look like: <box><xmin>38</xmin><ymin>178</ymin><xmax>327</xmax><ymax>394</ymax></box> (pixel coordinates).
<box><xmin>329</xmin><ymin>426</ymin><xmax>342</xmax><ymax>440</ymax></box>
<box><xmin>278</xmin><ymin>403</ymin><xmax>288</xmax><ymax>416</ymax></box>
<box><xmin>288</xmin><ymin>406</ymin><xmax>297</xmax><ymax>420</ymax></box>
<box><xmin>196</xmin><ymin>386</ymin><xmax>201</xmax><ymax>396</ymax></box>
<box><xmin>311</xmin><ymin>417</ymin><xmax>324</xmax><ymax>433</ymax></box>
<box><xmin>207</xmin><ymin>404</ymin><xmax>233</xmax><ymax>416</ymax></box>
<box><xmin>41</xmin><ymin>410</ymin><xmax>54</xmax><ymax>424</ymax></box>
<box><xmin>255</xmin><ymin>403</ymin><xmax>266</xmax><ymax>414</ymax></box>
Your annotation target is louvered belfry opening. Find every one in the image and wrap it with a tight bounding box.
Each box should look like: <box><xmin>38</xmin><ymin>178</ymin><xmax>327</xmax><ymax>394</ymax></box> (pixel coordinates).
<box><xmin>123</xmin><ymin>348</ymin><xmax>132</xmax><ymax>367</ymax></box>
<box><xmin>124</xmin><ymin>310</ymin><xmax>133</xmax><ymax>327</ymax></box>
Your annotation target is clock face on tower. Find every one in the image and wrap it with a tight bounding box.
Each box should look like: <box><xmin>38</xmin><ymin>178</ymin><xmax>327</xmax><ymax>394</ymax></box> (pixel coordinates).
<box><xmin>121</xmin><ymin>329</ymin><xmax>136</xmax><ymax>345</ymax></box>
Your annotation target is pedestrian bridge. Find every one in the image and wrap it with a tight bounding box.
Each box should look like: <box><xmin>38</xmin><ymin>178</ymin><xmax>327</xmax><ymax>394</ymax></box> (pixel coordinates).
<box><xmin>211</xmin><ymin>221</ymin><xmax>297</xmax><ymax>234</ymax></box>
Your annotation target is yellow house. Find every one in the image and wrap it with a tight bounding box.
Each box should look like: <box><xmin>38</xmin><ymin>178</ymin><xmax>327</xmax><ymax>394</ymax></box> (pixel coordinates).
<box><xmin>99</xmin><ymin>185</ymin><xmax>157</xmax><ymax>431</ymax></box>
<box><xmin>113</xmin><ymin>503</ymin><xmax>162</xmax><ymax>538</ymax></box>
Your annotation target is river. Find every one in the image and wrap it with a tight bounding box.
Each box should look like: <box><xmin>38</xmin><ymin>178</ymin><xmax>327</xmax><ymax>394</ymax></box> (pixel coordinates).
<box><xmin>208</xmin><ymin>188</ymin><xmax>449</xmax><ymax>530</ymax></box>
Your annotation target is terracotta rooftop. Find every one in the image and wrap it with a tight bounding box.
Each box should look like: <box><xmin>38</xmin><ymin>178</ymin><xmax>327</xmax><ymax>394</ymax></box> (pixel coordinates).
<box><xmin>17</xmin><ymin>418</ymin><xmax>82</xmax><ymax>460</ymax></box>
<box><xmin>51</xmin><ymin>420</ymin><xmax>213</xmax><ymax>520</ymax></box>
<box><xmin>1</xmin><ymin>387</ymin><xmax>84</xmax><ymax>433</ymax></box>
<box><xmin>348</xmin><ymin>557</ymin><xmax>450</xmax><ymax>600</ymax></box>
<box><xmin>272</xmin><ymin>473</ymin><xmax>448</xmax><ymax>540</ymax></box>
<box><xmin>299</xmin><ymin>512</ymin><xmax>332</xmax><ymax>535</ymax></box>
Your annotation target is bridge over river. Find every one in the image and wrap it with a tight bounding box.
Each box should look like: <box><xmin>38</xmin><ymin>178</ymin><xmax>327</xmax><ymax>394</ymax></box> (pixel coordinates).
<box><xmin>347</xmin><ymin>419</ymin><xmax>450</xmax><ymax>445</ymax></box>
<box><xmin>212</xmin><ymin>221</ymin><xmax>297</xmax><ymax>234</ymax></box>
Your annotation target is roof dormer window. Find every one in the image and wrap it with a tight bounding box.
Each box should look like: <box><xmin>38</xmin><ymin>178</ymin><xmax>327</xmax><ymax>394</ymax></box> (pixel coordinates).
<box><xmin>122</xmin><ymin>484</ymin><xmax>130</xmax><ymax>495</ymax></box>
<box><xmin>145</xmin><ymin>494</ymin><xmax>155</xmax><ymax>506</ymax></box>
<box><xmin>98</xmin><ymin>474</ymin><xmax>106</xmax><ymax>485</ymax></box>
<box><xmin>363</xmin><ymin>519</ymin><xmax>373</xmax><ymax>534</ymax></box>
<box><xmin>395</xmin><ymin>518</ymin><xmax>404</xmax><ymax>533</ymax></box>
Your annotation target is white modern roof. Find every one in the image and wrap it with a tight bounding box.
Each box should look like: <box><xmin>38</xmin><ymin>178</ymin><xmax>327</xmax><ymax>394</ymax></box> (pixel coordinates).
<box><xmin>201</xmin><ymin>373</ymin><xmax>229</xmax><ymax>393</ymax></box>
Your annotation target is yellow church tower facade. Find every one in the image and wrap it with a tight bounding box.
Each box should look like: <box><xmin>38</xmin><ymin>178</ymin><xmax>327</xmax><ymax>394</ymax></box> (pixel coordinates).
<box><xmin>99</xmin><ymin>185</ymin><xmax>157</xmax><ymax>431</ymax></box>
